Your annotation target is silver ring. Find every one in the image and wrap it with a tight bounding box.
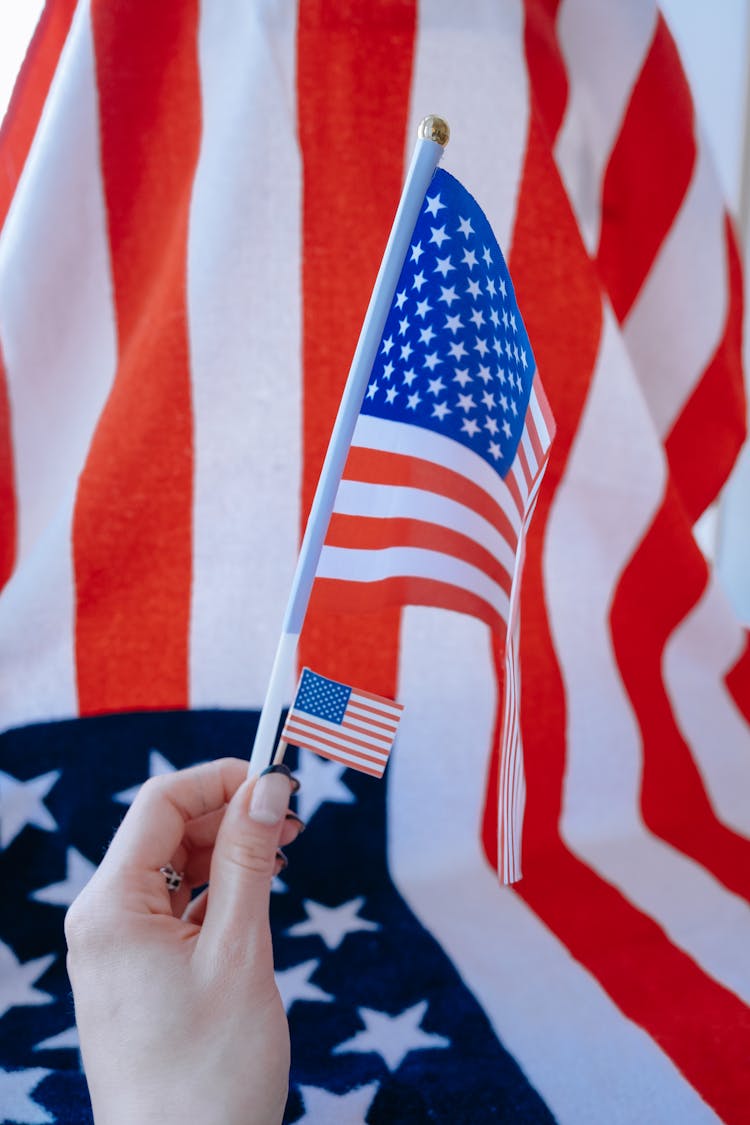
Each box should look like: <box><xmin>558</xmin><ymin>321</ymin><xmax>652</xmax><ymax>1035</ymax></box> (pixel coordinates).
<box><xmin>160</xmin><ymin>864</ymin><xmax>184</xmax><ymax>892</ymax></box>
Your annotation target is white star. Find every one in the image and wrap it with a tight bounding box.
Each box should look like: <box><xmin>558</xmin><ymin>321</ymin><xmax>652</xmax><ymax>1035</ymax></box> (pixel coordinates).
<box><xmin>272</xmin><ymin>873</ymin><xmax>289</xmax><ymax>894</ymax></box>
<box><xmin>510</xmin><ymin>399</ymin><xmax>518</xmax><ymax>416</ymax></box>
<box><xmin>412</xmin><ymin>271</ymin><xmax>426</xmax><ymax>292</ymax></box>
<box><xmin>448</xmin><ymin>341</ymin><xmax>466</xmax><ymax>361</ymax></box>
<box><xmin>520</xmin><ymin>348</ymin><xmax>528</xmax><ymax>369</ymax></box>
<box><xmin>423</xmin><ymin>352</ymin><xmax>440</xmax><ymax>371</ymax></box>
<box><xmin>499</xmin><ymin>394</ymin><xmax>509</xmax><ymax>411</ymax></box>
<box><xmin>406</xmin><ymin>391</ymin><xmax>421</xmax><ymax>410</ymax></box>
<box><xmin>333</xmin><ymin>1001</ymin><xmax>450</xmax><ymax>1072</ymax></box>
<box><xmin>481</xmin><ymin>390</ymin><xmax>496</xmax><ymax>410</ymax></box>
<box><xmin>294</xmin><ymin>755</ymin><xmax>355</xmax><ymax>825</ymax></box>
<box><xmin>485</xmin><ymin>416</ymin><xmax>499</xmax><ymax>435</ymax></box>
<box><xmin>438</xmin><ymin>285</ymin><xmax>458</xmax><ymax>307</ymax></box>
<box><xmin>502</xmin><ymin>420</ymin><xmax>512</xmax><ymax>439</ymax></box>
<box><xmin>453</xmin><ymin>368</ymin><xmax>471</xmax><ymax>388</ymax></box>
<box><xmin>0</xmin><ymin>942</ymin><xmax>54</xmax><ymax>1020</ymax></box>
<box><xmin>498</xmin><ymin>369</ymin><xmax>507</xmax><ymax>386</ymax></box>
<box><xmin>432</xmin><ymin>402</ymin><xmax>451</xmax><ymax>421</ymax></box>
<box><xmin>114</xmin><ymin>750</ymin><xmax>176</xmax><ymax>806</ymax></box>
<box><xmin>385</xmin><ymin>386</ymin><xmax>397</xmax><ymax>405</ymax></box>
<box><xmin>398</xmin><ymin>315</ymin><xmax>409</xmax><ymax>336</ymax></box>
<box><xmin>444</xmin><ymin>314</ymin><xmax>462</xmax><ymax>335</ymax></box>
<box><xmin>35</xmin><ymin>1025</ymin><xmax>80</xmax><ymax>1053</ymax></box>
<box><xmin>492</xmin><ymin>338</ymin><xmax>502</xmax><ymax>356</ymax></box>
<box><xmin>462</xmin><ymin>247</ymin><xmax>478</xmax><ymax>270</ymax></box>
<box><xmin>502</xmin><ymin>309</ymin><xmax>509</xmax><ymax>328</ymax></box>
<box><xmin>482</xmin><ymin>246</ymin><xmax>493</xmax><ymax>266</ymax></box>
<box><xmin>499</xmin><ymin>277</ymin><xmax>508</xmax><ymax>298</ymax></box>
<box><xmin>474</xmin><ymin>337</ymin><xmax>489</xmax><ymax>357</ymax></box>
<box><xmin>469</xmin><ymin>309</ymin><xmax>484</xmax><ymax>328</ymax></box>
<box><xmin>429</xmin><ymin>225</ymin><xmax>449</xmax><ymax>248</ymax></box>
<box><xmin>461</xmin><ymin>418</ymin><xmax>480</xmax><ymax>438</ymax></box>
<box><xmin>476</xmin><ymin>364</ymin><xmax>492</xmax><ymax>384</ymax></box>
<box><xmin>486</xmin><ymin>277</ymin><xmax>497</xmax><ymax>297</ymax></box>
<box><xmin>490</xmin><ymin>308</ymin><xmax>500</xmax><ymax>327</ymax></box>
<box><xmin>286</xmin><ymin>897</ymin><xmax>379</xmax><ymax>950</ymax></box>
<box><xmin>402</xmin><ymin>368</ymin><xmax>417</xmax><ymax>387</ymax></box>
<box><xmin>0</xmin><ymin>771</ymin><xmax>60</xmax><ymax>849</ymax></box>
<box><xmin>427</xmin><ymin>376</ymin><xmax>445</xmax><ymax>396</ymax></box>
<box><xmin>276</xmin><ymin>959</ymin><xmax>333</xmax><ymax>1012</ymax></box>
<box><xmin>366</xmin><ymin>381</ymin><xmax>378</xmax><ymax>400</ymax></box>
<box><xmin>409</xmin><ymin>242</ymin><xmax>424</xmax><ymax>264</ymax></box>
<box><xmin>296</xmin><ymin>1082</ymin><xmax>379</xmax><ymax>1125</ymax></box>
<box><xmin>418</xmin><ymin>326</ymin><xmax>435</xmax><ymax>346</ymax></box>
<box><xmin>424</xmin><ymin>193</ymin><xmax>444</xmax><ymax>217</ymax></box>
<box><xmin>0</xmin><ymin>1068</ymin><xmax>54</xmax><ymax>1124</ymax></box>
<box><xmin>433</xmin><ymin>255</ymin><xmax>453</xmax><ymax>278</ymax></box>
<box><xmin>31</xmin><ymin>848</ymin><xmax>96</xmax><ymax>909</ymax></box>
<box><xmin>458</xmin><ymin>216</ymin><xmax>474</xmax><ymax>237</ymax></box>
<box><xmin>381</xmin><ymin>361</ymin><xmax>394</xmax><ymax>380</ymax></box>
<box><xmin>509</xmin><ymin>311</ymin><xmax>517</xmax><ymax>332</ymax></box>
<box><xmin>381</xmin><ymin>336</ymin><xmax>394</xmax><ymax>355</ymax></box>
<box><xmin>467</xmin><ymin>278</ymin><xmax>481</xmax><ymax>299</ymax></box>
<box><xmin>513</xmin><ymin>343</ymin><xmax>520</xmax><ymax>362</ymax></box>
<box><xmin>489</xmin><ymin>440</ymin><xmax>503</xmax><ymax>460</ymax></box>
<box><xmin>415</xmin><ymin>298</ymin><xmax>432</xmax><ymax>319</ymax></box>
<box><xmin>400</xmin><ymin>342</ymin><xmax>413</xmax><ymax>362</ymax></box>
<box><xmin>457</xmin><ymin>393</ymin><xmax>475</xmax><ymax>412</ymax></box>
<box><xmin>395</xmin><ymin>289</ymin><xmax>407</xmax><ymax>309</ymax></box>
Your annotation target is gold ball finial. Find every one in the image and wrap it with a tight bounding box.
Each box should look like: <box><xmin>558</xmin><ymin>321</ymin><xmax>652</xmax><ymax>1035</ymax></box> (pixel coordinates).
<box><xmin>418</xmin><ymin>115</ymin><xmax>450</xmax><ymax>147</ymax></box>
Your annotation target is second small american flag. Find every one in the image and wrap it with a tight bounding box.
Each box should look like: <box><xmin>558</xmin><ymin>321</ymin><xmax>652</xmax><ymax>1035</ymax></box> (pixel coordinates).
<box><xmin>281</xmin><ymin>668</ymin><xmax>404</xmax><ymax>777</ymax></box>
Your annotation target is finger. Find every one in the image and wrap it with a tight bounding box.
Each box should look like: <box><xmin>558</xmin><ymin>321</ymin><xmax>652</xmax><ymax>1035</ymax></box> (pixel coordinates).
<box><xmin>198</xmin><ymin>765</ymin><xmax>294</xmax><ymax>960</ymax></box>
<box><xmin>183</xmin><ymin>887</ymin><xmax>209</xmax><ymax>926</ymax></box>
<box><xmin>101</xmin><ymin>758</ymin><xmax>248</xmax><ymax>878</ymax></box>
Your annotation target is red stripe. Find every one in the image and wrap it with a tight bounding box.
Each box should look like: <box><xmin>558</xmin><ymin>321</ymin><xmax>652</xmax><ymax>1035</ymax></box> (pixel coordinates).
<box><xmin>284</xmin><ymin>721</ymin><xmax>388</xmax><ymax>767</ymax></box>
<box><xmin>0</xmin><ymin>0</ymin><xmax>78</xmax><ymax>233</ymax></box>
<box><xmin>340</xmin><ymin>718</ymin><xmax>392</xmax><ymax>743</ymax></box>
<box><xmin>523</xmin><ymin>0</ymin><xmax>567</xmax><ymax>146</ymax></box>
<box><xmin>311</xmin><ymin>575</ymin><xmax>503</xmax><ymax>634</ymax></box>
<box><xmin>504</xmin><ymin>86</ymin><xmax>750</xmax><ymax>1121</ymax></box>
<box><xmin>664</xmin><ymin>218</ymin><xmax>746</xmax><ymax>522</ymax></box>
<box><xmin>525</xmin><ymin>408</ymin><xmax>544</xmax><ymax>467</ymax></box>
<box><xmin>516</xmin><ymin>441</ymin><xmax>533</xmax><ymax>492</ymax></box>
<box><xmin>350</xmin><ymin>688</ymin><xmax>403</xmax><ymax>712</ymax></box>
<box><xmin>726</xmin><ymin>634</ymin><xmax>750</xmax><ymax>727</ymax></box>
<box><xmin>343</xmin><ymin>446</ymin><xmax>522</xmax><ymax>542</ymax></box>
<box><xmin>596</xmin><ymin>15</ymin><xmax>696</xmax><ymax>322</ymax></box>
<box><xmin>291</xmin><ymin>740</ymin><xmax>383</xmax><ymax>779</ymax></box>
<box><xmin>0</xmin><ymin>340</ymin><xmax>16</xmax><ymax>592</ymax></box>
<box><xmin>73</xmin><ymin>1</ymin><xmax>200</xmax><ymax>713</ymax></box>
<box><xmin>297</xmin><ymin>0</ymin><xmax>416</xmax><ymax>699</ymax></box>
<box><xmin>326</xmin><ymin>514</ymin><xmax>513</xmax><ymax>596</ymax></box>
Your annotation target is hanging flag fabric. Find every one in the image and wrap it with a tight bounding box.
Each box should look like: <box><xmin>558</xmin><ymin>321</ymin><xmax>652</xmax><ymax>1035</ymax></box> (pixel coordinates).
<box><xmin>281</xmin><ymin>667</ymin><xmax>403</xmax><ymax>777</ymax></box>
<box><xmin>1</xmin><ymin>2</ymin><xmax>749</xmax><ymax>1123</ymax></box>
<box><xmin>313</xmin><ymin>166</ymin><xmax>554</xmax><ymax>880</ymax></box>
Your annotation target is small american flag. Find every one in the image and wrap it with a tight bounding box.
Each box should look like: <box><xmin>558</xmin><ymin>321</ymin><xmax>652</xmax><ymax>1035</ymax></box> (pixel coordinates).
<box><xmin>281</xmin><ymin>668</ymin><xmax>404</xmax><ymax>778</ymax></box>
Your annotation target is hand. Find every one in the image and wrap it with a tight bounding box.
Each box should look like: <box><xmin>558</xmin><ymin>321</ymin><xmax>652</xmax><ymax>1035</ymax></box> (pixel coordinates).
<box><xmin>65</xmin><ymin>758</ymin><xmax>303</xmax><ymax>1125</ymax></box>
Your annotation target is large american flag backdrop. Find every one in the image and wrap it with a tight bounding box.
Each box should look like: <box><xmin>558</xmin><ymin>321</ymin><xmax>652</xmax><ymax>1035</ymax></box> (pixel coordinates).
<box><xmin>0</xmin><ymin>2</ymin><xmax>748</xmax><ymax>1123</ymax></box>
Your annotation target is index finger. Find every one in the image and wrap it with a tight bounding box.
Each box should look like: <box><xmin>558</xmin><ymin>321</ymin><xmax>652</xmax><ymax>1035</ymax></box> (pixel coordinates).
<box><xmin>101</xmin><ymin>758</ymin><xmax>249</xmax><ymax>876</ymax></box>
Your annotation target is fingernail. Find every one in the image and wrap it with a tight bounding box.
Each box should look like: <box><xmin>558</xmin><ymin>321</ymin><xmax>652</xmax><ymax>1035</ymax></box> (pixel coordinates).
<box><xmin>260</xmin><ymin>763</ymin><xmax>301</xmax><ymax>793</ymax></box>
<box><xmin>249</xmin><ymin>771</ymin><xmax>291</xmax><ymax>824</ymax></box>
<box><xmin>285</xmin><ymin>811</ymin><xmax>306</xmax><ymax>835</ymax></box>
<box><xmin>275</xmin><ymin>848</ymin><xmax>289</xmax><ymax>871</ymax></box>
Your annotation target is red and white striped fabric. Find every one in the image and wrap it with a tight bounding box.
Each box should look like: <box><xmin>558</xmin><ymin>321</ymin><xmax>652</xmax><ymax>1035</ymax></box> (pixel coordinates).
<box><xmin>1</xmin><ymin>1</ymin><xmax>749</xmax><ymax>1122</ymax></box>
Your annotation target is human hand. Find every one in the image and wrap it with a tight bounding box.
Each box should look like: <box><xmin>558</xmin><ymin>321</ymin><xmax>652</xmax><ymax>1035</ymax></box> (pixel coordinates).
<box><xmin>65</xmin><ymin>758</ymin><xmax>303</xmax><ymax>1125</ymax></box>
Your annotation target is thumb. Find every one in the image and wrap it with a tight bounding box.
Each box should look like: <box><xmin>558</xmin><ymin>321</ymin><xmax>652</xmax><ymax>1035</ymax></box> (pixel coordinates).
<box><xmin>198</xmin><ymin>765</ymin><xmax>293</xmax><ymax>960</ymax></box>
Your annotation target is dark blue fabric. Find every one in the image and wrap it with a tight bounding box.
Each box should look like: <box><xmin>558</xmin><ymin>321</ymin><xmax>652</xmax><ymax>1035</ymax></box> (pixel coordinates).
<box><xmin>0</xmin><ymin>711</ymin><xmax>556</xmax><ymax>1123</ymax></box>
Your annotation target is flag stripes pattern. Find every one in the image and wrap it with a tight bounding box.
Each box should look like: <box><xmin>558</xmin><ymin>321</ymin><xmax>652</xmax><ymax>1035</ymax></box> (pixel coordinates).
<box><xmin>281</xmin><ymin>668</ymin><xmax>403</xmax><ymax>778</ymax></box>
<box><xmin>1</xmin><ymin>0</ymin><xmax>749</xmax><ymax>1121</ymax></box>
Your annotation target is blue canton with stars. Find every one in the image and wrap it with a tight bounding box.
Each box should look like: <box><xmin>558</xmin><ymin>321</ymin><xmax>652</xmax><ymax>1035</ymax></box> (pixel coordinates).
<box><xmin>362</xmin><ymin>168</ymin><xmax>535</xmax><ymax>478</ymax></box>
<box><xmin>0</xmin><ymin>712</ymin><xmax>557</xmax><ymax>1124</ymax></box>
<box><xmin>294</xmin><ymin>670</ymin><xmax>351</xmax><ymax>724</ymax></box>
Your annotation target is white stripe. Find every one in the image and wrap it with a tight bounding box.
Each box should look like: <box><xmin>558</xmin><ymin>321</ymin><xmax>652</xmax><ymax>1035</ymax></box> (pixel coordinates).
<box><xmin>663</xmin><ymin>573</ymin><xmax>750</xmax><ymax>837</ymax></box>
<box><xmin>352</xmin><ymin>414</ymin><xmax>524</xmax><ymax>531</ymax></box>
<box><xmin>407</xmin><ymin>0</ymin><xmax>530</xmax><ymax>254</ymax></box>
<box><xmin>317</xmin><ymin>544</ymin><xmax>511</xmax><ymax>620</ymax></box>
<box><xmin>283</xmin><ymin>726</ymin><xmax>389</xmax><ymax>769</ymax></box>
<box><xmin>391</xmin><ymin>606</ymin><xmax>720</xmax><ymax>1125</ymax></box>
<box><xmin>284</xmin><ymin>720</ymin><xmax>390</xmax><ymax>761</ymax></box>
<box><xmin>555</xmin><ymin>0</ymin><xmax>658</xmax><ymax>254</ymax></box>
<box><xmin>550</xmin><ymin>305</ymin><xmax>750</xmax><ymax>1006</ymax></box>
<box><xmin>333</xmin><ymin>479</ymin><xmax>519</xmax><ymax>576</ymax></box>
<box><xmin>528</xmin><ymin>385</ymin><xmax>552</xmax><ymax>450</ymax></box>
<box><xmin>623</xmin><ymin>141</ymin><xmax>728</xmax><ymax>438</ymax></box>
<box><xmin>187</xmin><ymin>0</ymin><xmax>301</xmax><ymax>709</ymax></box>
<box><xmin>0</xmin><ymin>2</ymin><xmax>116</xmax><ymax>731</ymax></box>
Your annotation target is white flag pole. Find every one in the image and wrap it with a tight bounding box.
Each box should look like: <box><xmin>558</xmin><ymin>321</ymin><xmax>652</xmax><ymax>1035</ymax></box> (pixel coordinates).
<box><xmin>248</xmin><ymin>115</ymin><xmax>450</xmax><ymax>776</ymax></box>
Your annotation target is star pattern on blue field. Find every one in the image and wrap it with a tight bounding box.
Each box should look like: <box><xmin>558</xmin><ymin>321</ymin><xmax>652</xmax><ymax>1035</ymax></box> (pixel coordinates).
<box><xmin>362</xmin><ymin>168</ymin><xmax>535</xmax><ymax>477</ymax></box>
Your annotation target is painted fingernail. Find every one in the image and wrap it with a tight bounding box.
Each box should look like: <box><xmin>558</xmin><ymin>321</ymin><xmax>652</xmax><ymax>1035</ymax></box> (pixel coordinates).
<box><xmin>249</xmin><ymin>770</ymin><xmax>292</xmax><ymax>824</ymax></box>
<box><xmin>275</xmin><ymin>848</ymin><xmax>289</xmax><ymax>871</ymax></box>
<box><xmin>260</xmin><ymin>763</ymin><xmax>300</xmax><ymax>793</ymax></box>
<box><xmin>285</xmin><ymin>811</ymin><xmax>306</xmax><ymax>835</ymax></box>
